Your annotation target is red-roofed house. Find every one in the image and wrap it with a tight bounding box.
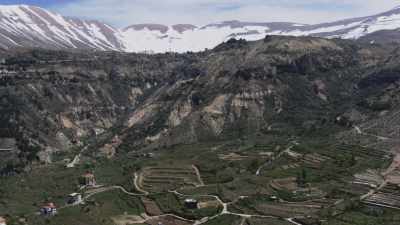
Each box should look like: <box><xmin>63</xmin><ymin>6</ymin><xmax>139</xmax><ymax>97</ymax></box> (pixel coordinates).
<box><xmin>40</xmin><ymin>202</ymin><xmax>57</xmax><ymax>216</ymax></box>
<box><xmin>0</xmin><ymin>217</ymin><xmax>6</xmax><ymax>225</ymax></box>
<box><xmin>81</xmin><ymin>172</ymin><xmax>96</xmax><ymax>187</ymax></box>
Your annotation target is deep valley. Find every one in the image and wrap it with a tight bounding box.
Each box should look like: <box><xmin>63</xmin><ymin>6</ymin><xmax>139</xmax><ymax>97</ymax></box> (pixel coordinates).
<box><xmin>1</xmin><ymin>36</ymin><xmax>400</xmax><ymax>225</ymax></box>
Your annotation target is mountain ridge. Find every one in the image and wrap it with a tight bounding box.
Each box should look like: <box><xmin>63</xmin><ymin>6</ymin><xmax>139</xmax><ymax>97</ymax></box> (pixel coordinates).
<box><xmin>0</xmin><ymin>4</ymin><xmax>400</xmax><ymax>52</ymax></box>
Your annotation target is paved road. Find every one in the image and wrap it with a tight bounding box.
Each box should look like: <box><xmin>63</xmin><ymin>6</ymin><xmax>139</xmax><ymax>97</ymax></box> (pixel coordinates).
<box><xmin>287</xmin><ymin>218</ymin><xmax>304</xmax><ymax>225</ymax></box>
<box><xmin>171</xmin><ymin>190</ymin><xmax>277</xmax><ymax>225</ymax></box>
<box><xmin>133</xmin><ymin>172</ymin><xmax>149</xmax><ymax>195</ymax></box>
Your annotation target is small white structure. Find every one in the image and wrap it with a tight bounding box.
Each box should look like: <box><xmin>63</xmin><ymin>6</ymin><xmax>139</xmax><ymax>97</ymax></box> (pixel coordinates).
<box><xmin>270</xmin><ymin>195</ymin><xmax>278</xmax><ymax>201</ymax></box>
<box><xmin>67</xmin><ymin>193</ymin><xmax>82</xmax><ymax>205</ymax></box>
<box><xmin>184</xmin><ymin>198</ymin><xmax>198</xmax><ymax>209</ymax></box>
<box><xmin>0</xmin><ymin>216</ymin><xmax>6</xmax><ymax>225</ymax></box>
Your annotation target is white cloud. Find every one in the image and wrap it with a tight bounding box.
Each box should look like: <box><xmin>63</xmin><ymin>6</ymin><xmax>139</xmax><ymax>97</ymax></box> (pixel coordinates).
<box><xmin>52</xmin><ymin>0</ymin><xmax>400</xmax><ymax>27</ymax></box>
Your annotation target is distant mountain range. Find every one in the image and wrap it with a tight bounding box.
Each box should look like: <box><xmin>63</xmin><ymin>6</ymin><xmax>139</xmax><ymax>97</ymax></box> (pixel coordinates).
<box><xmin>1</xmin><ymin>4</ymin><xmax>400</xmax><ymax>52</ymax></box>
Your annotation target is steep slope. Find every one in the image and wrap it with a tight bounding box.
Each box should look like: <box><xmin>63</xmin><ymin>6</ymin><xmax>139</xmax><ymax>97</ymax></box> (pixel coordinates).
<box><xmin>0</xmin><ymin>49</ymin><xmax>202</xmax><ymax>172</ymax></box>
<box><xmin>0</xmin><ymin>5</ymin><xmax>123</xmax><ymax>50</ymax></box>
<box><xmin>3</xmin><ymin>35</ymin><xmax>400</xmax><ymax>175</ymax></box>
<box><xmin>360</xmin><ymin>28</ymin><xmax>400</xmax><ymax>44</ymax></box>
<box><xmin>114</xmin><ymin>37</ymin><xmax>387</xmax><ymax>152</ymax></box>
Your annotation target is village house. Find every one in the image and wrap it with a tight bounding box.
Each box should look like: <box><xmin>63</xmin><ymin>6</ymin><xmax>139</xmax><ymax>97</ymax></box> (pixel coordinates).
<box><xmin>81</xmin><ymin>172</ymin><xmax>96</xmax><ymax>187</ymax></box>
<box><xmin>40</xmin><ymin>202</ymin><xmax>57</xmax><ymax>216</ymax></box>
<box><xmin>0</xmin><ymin>216</ymin><xmax>6</xmax><ymax>225</ymax></box>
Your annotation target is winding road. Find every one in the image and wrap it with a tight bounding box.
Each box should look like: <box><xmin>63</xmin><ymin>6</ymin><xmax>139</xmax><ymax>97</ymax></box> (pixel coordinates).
<box><xmin>56</xmin><ymin>125</ymin><xmax>400</xmax><ymax>225</ymax></box>
<box><xmin>170</xmin><ymin>190</ymin><xmax>279</xmax><ymax>225</ymax></box>
<box><xmin>134</xmin><ymin>172</ymin><xmax>149</xmax><ymax>195</ymax></box>
<box><xmin>57</xmin><ymin>140</ymin><xmax>314</xmax><ymax>225</ymax></box>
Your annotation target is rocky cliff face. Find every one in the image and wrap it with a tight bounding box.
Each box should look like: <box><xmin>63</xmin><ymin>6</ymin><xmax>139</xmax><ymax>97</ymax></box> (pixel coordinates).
<box><xmin>1</xmin><ymin>36</ymin><xmax>399</xmax><ymax>173</ymax></box>
<box><xmin>95</xmin><ymin>37</ymin><xmax>389</xmax><ymax>154</ymax></box>
<box><xmin>0</xmin><ymin>50</ymin><xmax>201</xmax><ymax>171</ymax></box>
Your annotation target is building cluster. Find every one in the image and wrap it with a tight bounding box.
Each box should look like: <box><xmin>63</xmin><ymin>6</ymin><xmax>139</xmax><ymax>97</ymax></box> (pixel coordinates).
<box><xmin>38</xmin><ymin>172</ymin><xmax>96</xmax><ymax>216</ymax></box>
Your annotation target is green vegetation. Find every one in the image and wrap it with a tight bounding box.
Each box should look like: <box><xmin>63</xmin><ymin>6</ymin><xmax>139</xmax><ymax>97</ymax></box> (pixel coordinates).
<box><xmin>323</xmin><ymin>206</ymin><xmax>400</xmax><ymax>225</ymax></box>
<box><xmin>247</xmin><ymin>218</ymin><xmax>293</xmax><ymax>225</ymax></box>
<box><xmin>1</xmin><ymin>133</ymin><xmax>396</xmax><ymax>224</ymax></box>
<box><xmin>3</xmin><ymin>33</ymin><xmax>400</xmax><ymax>225</ymax></box>
<box><xmin>150</xmin><ymin>192</ymin><xmax>222</xmax><ymax>220</ymax></box>
<box><xmin>26</xmin><ymin>189</ymin><xmax>144</xmax><ymax>225</ymax></box>
<box><xmin>0</xmin><ymin>164</ymin><xmax>85</xmax><ymax>215</ymax></box>
<box><xmin>203</xmin><ymin>214</ymin><xmax>241</xmax><ymax>225</ymax></box>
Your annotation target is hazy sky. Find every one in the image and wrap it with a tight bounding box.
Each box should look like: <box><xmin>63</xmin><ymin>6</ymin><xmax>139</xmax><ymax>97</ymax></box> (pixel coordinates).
<box><xmin>2</xmin><ymin>0</ymin><xmax>400</xmax><ymax>27</ymax></box>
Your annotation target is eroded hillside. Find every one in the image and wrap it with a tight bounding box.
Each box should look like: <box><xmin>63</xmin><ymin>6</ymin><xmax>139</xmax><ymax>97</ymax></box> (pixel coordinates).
<box><xmin>0</xmin><ymin>36</ymin><xmax>398</xmax><ymax>173</ymax></box>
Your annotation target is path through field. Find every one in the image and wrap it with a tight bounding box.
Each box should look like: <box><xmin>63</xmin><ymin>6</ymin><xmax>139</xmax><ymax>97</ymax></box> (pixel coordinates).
<box><xmin>134</xmin><ymin>172</ymin><xmax>149</xmax><ymax>195</ymax></box>
<box><xmin>66</xmin><ymin>145</ymin><xmax>88</xmax><ymax>168</ymax></box>
<box><xmin>354</xmin><ymin>125</ymin><xmax>400</xmax><ymax>204</ymax></box>
<box><xmin>192</xmin><ymin>165</ymin><xmax>205</xmax><ymax>187</ymax></box>
<box><xmin>256</xmin><ymin>141</ymin><xmax>298</xmax><ymax>176</ymax></box>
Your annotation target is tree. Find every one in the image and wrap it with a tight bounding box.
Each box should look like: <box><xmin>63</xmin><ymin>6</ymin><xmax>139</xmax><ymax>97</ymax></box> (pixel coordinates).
<box><xmin>297</xmin><ymin>168</ymin><xmax>307</xmax><ymax>188</ymax></box>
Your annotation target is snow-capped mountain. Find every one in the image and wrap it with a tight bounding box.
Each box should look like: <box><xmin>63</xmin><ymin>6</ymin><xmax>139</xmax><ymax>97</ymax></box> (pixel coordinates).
<box><xmin>121</xmin><ymin>6</ymin><xmax>400</xmax><ymax>53</ymax></box>
<box><xmin>1</xmin><ymin>4</ymin><xmax>400</xmax><ymax>53</ymax></box>
<box><xmin>0</xmin><ymin>5</ymin><xmax>123</xmax><ymax>50</ymax></box>
<box><xmin>277</xmin><ymin>6</ymin><xmax>400</xmax><ymax>39</ymax></box>
<box><xmin>121</xmin><ymin>21</ymin><xmax>305</xmax><ymax>53</ymax></box>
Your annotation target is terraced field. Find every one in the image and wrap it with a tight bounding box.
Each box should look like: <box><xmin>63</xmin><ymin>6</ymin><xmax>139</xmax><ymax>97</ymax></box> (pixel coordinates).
<box><xmin>353</xmin><ymin>170</ymin><xmax>384</xmax><ymax>188</ymax></box>
<box><xmin>363</xmin><ymin>183</ymin><xmax>400</xmax><ymax>209</ymax></box>
<box><xmin>139</xmin><ymin>166</ymin><xmax>203</xmax><ymax>193</ymax></box>
<box><xmin>229</xmin><ymin>198</ymin><xmax>323</xmax><ymax>218</ymax></box>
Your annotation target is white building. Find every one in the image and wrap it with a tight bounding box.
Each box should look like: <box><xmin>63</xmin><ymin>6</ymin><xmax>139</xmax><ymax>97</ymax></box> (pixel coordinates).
<box><xmin>0</xmin><ymin>216</ymin><xmax>6</xmax><ymax>225</ymax></box>
<box><xmin>67</xmin><ymin>193</ymin><xmax>82</xmax><ymax>205</ymax></box>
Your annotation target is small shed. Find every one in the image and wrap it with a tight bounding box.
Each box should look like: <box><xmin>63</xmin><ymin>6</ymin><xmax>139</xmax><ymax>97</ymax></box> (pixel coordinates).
<box><xmin>184</xmin><ymin>199</ymin><xmax>198</xmax><ymax>209</ymax></box>
<box><xmin>269</xmin><ymin>195</ymin><xmax>278</xmax><ymax>201</ymax></box>
<box><xmin>67</xmin><ymin>193</ymin><xmax>82</xmax><ymax>205</ymax></box>
<box><xmin>0</xmin><ymin>216</ymin><xmax>6</xmax><ymax>225</ymax></box>
<box><xmin>40</xmin><ymin>202</ymin><xmax>57</xmax><ymax>216</ymax></box>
